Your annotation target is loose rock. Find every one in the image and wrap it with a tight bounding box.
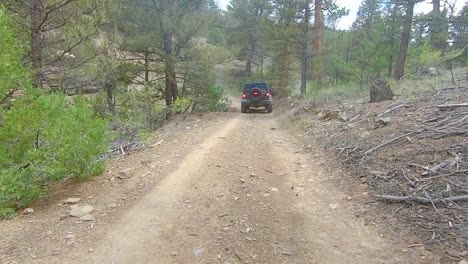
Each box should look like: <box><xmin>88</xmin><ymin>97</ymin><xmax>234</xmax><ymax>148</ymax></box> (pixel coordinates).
<box><xmin>117</xmin><ymin>168</ymin><xmax>133</xmax><ymax>179</ymax></box>
<box><xmin>63</xmin><ymin>198</ymin><xmax>81</xmax><ymax>204</ymax></box>
<box><xmin>22</xmin><ymin>208</ymin><xmax>34</xmax><ymax>214</ymax></box>
<box><xmin>69</xmin><ymin>205</ymin><xmax>95</xmax><ymax>218</ymax></box>
<box><xmin>79</xmin><ymin>214</ymin><xmax>95</xmax><ymax>221</ymax></box>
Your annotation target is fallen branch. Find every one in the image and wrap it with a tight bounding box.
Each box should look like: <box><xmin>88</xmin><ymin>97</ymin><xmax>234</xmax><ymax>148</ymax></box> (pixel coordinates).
<box><xmin>378</xmin><ymin>104</ymin><xmax>413</xmax><ymax>117</ymax></box>
<box><xmin>375</xmin><ymin>194</ymin><xmax>468</xmax><ymax>204</ymax></box>
<box><xmin>363</xmin><ymin>130</ymin><xmax>422</xmax><ymax>156</ymax></box>
<box><xmin>437</xmin><ymin>103</ymin><xmax>468</xmax><ymax>110</ymax></box>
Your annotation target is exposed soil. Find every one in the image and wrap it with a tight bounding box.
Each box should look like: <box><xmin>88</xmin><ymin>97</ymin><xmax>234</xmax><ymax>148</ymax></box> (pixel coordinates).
<box><xmin>0</xmin><ymin>106</ymin><xmax>444</xmax><ymax>264</ymax></box>
<box><xmin>284</xmin><ymin>84</ymin><xmax>467</xmax><ymax>262</ymax></box>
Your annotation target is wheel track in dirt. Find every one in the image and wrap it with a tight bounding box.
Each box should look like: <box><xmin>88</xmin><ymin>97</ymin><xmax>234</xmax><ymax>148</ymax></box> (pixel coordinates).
<box><xmin>1</xmin><ymin>112</ymin><xmax>440</xmax><ymax>264</ymax></box>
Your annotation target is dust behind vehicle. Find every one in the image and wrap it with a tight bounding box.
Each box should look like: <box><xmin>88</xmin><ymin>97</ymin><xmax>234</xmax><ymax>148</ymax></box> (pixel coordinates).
<box><xmin>241</xmin><ymin>82</ymin><xmax>273</xmax><ymax>113</ymax></box>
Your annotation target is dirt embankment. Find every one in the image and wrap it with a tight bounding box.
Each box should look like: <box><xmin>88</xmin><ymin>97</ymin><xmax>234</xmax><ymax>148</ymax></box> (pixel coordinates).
<box><xmin>284</xmin><ymin>85</ymin><xmax>467</xmax><ymax>262</ymax></box>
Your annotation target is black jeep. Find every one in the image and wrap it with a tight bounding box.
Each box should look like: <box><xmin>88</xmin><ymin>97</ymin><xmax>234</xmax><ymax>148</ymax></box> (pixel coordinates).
<box><xmin>241</xmin><ymin>82</ymin><xmax>273</xmax><ymax>113</ymax></box>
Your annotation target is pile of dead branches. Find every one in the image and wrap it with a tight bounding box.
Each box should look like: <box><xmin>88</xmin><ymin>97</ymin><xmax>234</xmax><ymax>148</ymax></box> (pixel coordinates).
<box><xmin>357</xmin><ymin>103</ymin><xmax>468</xmax><ymax>255</ymax></box>
<box><xmin>110</xmin><ymin>125</ymin><xmax>145</xmax><ymax>156</ymax></box>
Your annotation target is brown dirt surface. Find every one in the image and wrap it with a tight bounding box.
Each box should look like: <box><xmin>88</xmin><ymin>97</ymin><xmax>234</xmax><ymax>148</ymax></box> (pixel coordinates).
<box><xmin>0</xmin><ymin>108</ymin><xmax>444</xmax><ymax>263</ymax></box>
<box><xmin>284</xmin><ymin>84</ymin><xmax>467</xmax><ymax>262</ymax></box>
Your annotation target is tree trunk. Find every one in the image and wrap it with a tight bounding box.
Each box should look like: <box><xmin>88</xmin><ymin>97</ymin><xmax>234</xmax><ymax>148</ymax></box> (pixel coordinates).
<box><xmin>105</xmin><ymin>80</ymin><xmax>116</xmax><ymax>114</ymax></box>
<box><xmin>245</xmin><ymin>31</ymin><xmax>256</xmax><ymax>77</ymax></box>
<box><xmin>31</xmin><ymin>0</ymin><xmax>43</xmax><ymax>89</ymax></box>
<box><xmin>245</xmin><ymin>57</ymin><xmax>252</xmax><ymax>77</ymax></box>
<box><xmin>163</xmin><ymin>31</ymin><xmax>177</xmax><ymax>107</ymax></box>
<box><xmin>394</xmin><ymin>1</ymin><xmax>416</xmax><ymax>81</ymax></box>
<box><xmin>312</xmin><ymin>0</ymin><xmax>323</xmax><ymax>87</ymax></box>
<box><xmin>144</xmin><ymin>48</ymin><xmax>150</xmax><ymax>83</ymax></box>
<box><xmin>278</xmin><ymin>43</ymin><xmax>289</xmax><ymax>98</ymax></box>
<box><xmin>300</xmin><ymin>2</ymin><xmax>310</xmax><ymax>97</ymax></box>
<box><xmin>432</xmin><ymin>0</ymin><xmax>440</xmax><ymax>11</ymax></box>
<box><xmin>430</xmin><ymin>0</ymin><xmax>446</xmax><ymax>51</ymax></box>
<box><xmin>387</xmin><ymin>4</ymin><xmax>398</xmax><ymax>77</ymax></box>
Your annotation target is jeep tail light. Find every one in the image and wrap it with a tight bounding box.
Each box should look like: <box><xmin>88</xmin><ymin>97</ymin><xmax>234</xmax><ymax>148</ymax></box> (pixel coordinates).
<box><xmin>266</xmin><ymin>92</ymin><xmax>271</xmax><ymax>97</ymax></box>
<box><xmin>242</xmin><ymin>93</ymin><xmax>247</xmax><ymax>99</ymax></box>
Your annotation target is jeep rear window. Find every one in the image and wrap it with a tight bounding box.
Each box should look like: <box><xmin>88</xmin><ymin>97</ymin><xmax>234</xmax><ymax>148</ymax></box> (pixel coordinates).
<box><xmin>243</xmin><ymin>83</ymin><xmax>268</xmax><ymax>92</ymax></box>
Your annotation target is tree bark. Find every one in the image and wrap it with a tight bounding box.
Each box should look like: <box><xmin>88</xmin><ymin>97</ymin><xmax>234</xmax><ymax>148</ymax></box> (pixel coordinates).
<box><xmin>163</xmin><ymin>31</ymin><xmax>177</xmax><ymax>107</ymax></box>
<box><xmin>245</xmin><ymin>27</ymin><xmax>257</xmax><ymax>77</ymax></box>
<box><xmin>430</xmin><ymin>0</ymin><xmax>446</xmax><ymax>51</ymax></box>
<box><xmin>278</xmin><ymin>43</ymin><xmax>289</xmax><ymax>98</ymax></box>
<box><xmin>387</xmin><ymin>4</ymin><xmax>398</xmax><ymax>77</ymax></box>
<box><xmin>105</xmin><ymin>80</ymin><xmax>116</xmax><ymax>114</ymax></box>
<box><xmin>300</xmin><ymin>2</ymin><xmax>310</xmax><ymax>97</ymax></box>
<box><xmin>394</xmin><ymin>0</ymin><xmax>416</xmax><ymax>81</ymax></box>
<box><xmin>144</xmin><ymin>48</ymin><xmax>150</xmax><ymax>83</ymax></box>
<box><xmin>312</xmin><ymin>0</ymin><xmax>323</xmax><ymax>87</ymax></box>
<box><xmin>31</xmin><ymin>0</ymin><xmax>43</xmax><ymax>89</ymax></box>
<box><xmin>432</xmin><ymin>0</ymin><xmax>440</xmax><ymax>11</ymax></box>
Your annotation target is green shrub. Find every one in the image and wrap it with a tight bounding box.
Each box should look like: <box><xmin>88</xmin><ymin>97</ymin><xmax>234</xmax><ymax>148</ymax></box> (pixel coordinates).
<box><xmin>0</xmin><ymin>94</ymin><xmax>109</xmax><ymax>216</ymax></box>
<box><xmin>0</xmin><ymin>11</ymin><xmax>110</xmax><ymax>216</ymax></box>
<box><xmin>172</xmin><ymin>96</ymin><xmax>193</xmax><ymax>113</ymax></box>
<box><xmin>118</xmin><ymin>87</ymin><xmax>167</xmax><ymax>132</ymax></box>
<box><xmin>193</xmin><ymin>85</ymin><xmax>230</xmax><ymax>112</ymax></box>
<box><xmin>0</xmin><ymin>8</ymin><xmax>26</xmax><ymax>96</ymax></box>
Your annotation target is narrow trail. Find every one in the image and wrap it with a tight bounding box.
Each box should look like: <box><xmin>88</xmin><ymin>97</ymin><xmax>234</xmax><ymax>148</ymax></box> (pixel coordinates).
<box><xmin>1</xmin><ymin>111</ymin><xmax>439</xmax><ymax>264</ymax></box>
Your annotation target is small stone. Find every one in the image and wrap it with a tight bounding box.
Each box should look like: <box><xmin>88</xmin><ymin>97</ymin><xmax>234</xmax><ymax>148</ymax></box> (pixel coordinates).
<box><xmin>376</xmin><ymin>117</ymin><xmax>391</xmax><ymax>125</ymax></box>
<box><xmin>329</xmin><ymin>203</ymin><xmax>339</xmax><ymax>210</ymax></box>
<box><xmin>193</xmin><ymin>248</ymin><xmax>204</xmax><ymax>257</ymax></box>
<box><xmin>184</xmin><ymin>200</ymin><xmax>191</xmax><ymax>204</ymax></box>
<box><xmin>88</xmin><ymin>248</ymin><xmax>94</xmax><ymax>253</ymax></box>
<box><xmin>216</xmin><ymin>164</ymin><xmax>222</xmax><ymax>168</ymax></box>
<box><xmin>234</xmin><ymin>197</ymin><xmax>239</xmax><ymax>201</ymax></box>
<box><xmin>359</xmin><ymin>242</ymin><xmax>369</xmax><ymax>248</ymax></box>
<box><xmin>79</xmin><ymin>214</ymin><xmax>95</xmax><ymax>221</ymax></box>
<box><xmin>23</xmin><ymin>208</ymin><xmax>34</xmax><ymax>214</ymax></box>
<box><xmin>250</xmin><ymin>172</ymin><xmax>256</xmax><ymax>177</ymax></box>
<box><xmin>69</xmin><ymin>205</ymin><xmax>95</xmax><ymax>217</ymax></box>
<box><xmin>63</xmin><ymin>198</ymin><xmax>81</xmax><ymax>204</ymax></box>
<box><xmin>347</xmin><ymin>197</ymin><xmax>352</xmax><ymax>201</ymax></box>
<box><xmin>271</xmin><ymin>188</ymin><xmax>279</xmax><ymax>192</ymax></box>
<box><xmin>170</xmin><ymin>252</ymin><xmax>178</xmax><ymax>256</ymax></box>
<box><xmin>240</xmin><ymin>178</ymin><xmax>245</xmax><ymax>183</ymax></box>
<box><xmin>51</xmin><ymin>249</ymin><xmax>61</xmax><ymax>256</ymax></box>
<box><xmin>65</xmin><ymin>234</ymin><xmax>75</xmax><ymax>240</ymax></box>
<box><xmin>271</xmin><ymin>127</ymin><xmax>277</xmax><ymax>130</ymax></box>
<box><xmin>246</xmin><ymin>228</ymin><xmax>252</xmax><ymax>233</ymax></box>
<box><xmin>118</xmin><ymin>168</ymin><xmax>133</xmax><ymax>179</ymax></box>
<box><xmin>263</xmin><ymin>193</ymin><xmax>270</xmax><ymax>197</ymax></box>
<box><xmin>107</xmin><ymin>203</ymin><xmax>118</xmax><ymax>208</ymax></box>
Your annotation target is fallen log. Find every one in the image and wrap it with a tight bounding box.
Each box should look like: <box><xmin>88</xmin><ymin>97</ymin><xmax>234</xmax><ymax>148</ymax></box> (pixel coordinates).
<box><xmin>375</xmin><ymin>195</ymin><xmax>468</xmax><ymax>204</ymax></box>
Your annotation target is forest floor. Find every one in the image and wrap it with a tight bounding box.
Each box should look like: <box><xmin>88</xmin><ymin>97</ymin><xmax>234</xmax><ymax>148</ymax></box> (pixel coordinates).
<box><xmin>2</xmin><ymin>98</ymin><xmax>455</xmax><ymax>263</ymax></box>
<box><xmin>1</xmin><ymin>66</ymin><xmax>467</xmax><ymax>263</ymax></box>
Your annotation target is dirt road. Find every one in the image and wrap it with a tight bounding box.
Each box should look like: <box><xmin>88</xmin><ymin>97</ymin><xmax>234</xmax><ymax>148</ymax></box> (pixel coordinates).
<box><xmin>1</xmin><ymin>111</ymin><xmax>439</xmax><ymax>264</ymax></box>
